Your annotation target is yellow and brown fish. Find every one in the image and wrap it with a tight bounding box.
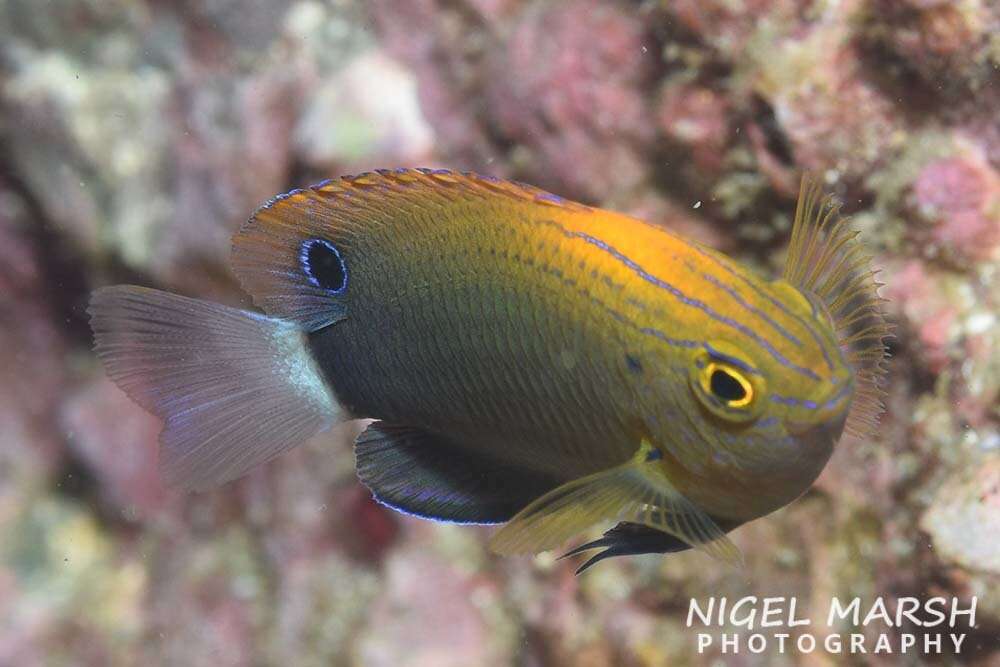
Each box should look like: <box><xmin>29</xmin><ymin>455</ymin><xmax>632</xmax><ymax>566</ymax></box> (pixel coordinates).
<box><xmin>89</xmin><ymin>169</ymin><xmax>889</xmax><ymax>572</ymax></box>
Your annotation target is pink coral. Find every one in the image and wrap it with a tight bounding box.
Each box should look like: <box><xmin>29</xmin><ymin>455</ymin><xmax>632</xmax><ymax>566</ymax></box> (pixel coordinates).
<box><xmin>768</xmin><ymin>40</ymin><xmax>903</xmax><ymax>180</ymax></box>
<box><xmin>667</xmin><ymin>0</ymin><xmax>801</xmax><ymax>57</ymax></box>
<box><xmin>59</xmin><ymin>378</ymin><xmax>170</xmax><ymax>520</ymax></box>
<box><xmin>368</xmin><ymin>0</ymin><xmax>502</xmax><ymax>171</ymax></box>
<box><xmin>657</xmin><ymin>84</ymin><xmax>731</xmax><ymax>174</ymax></box>
<box><xmin>359</xmin><ymin>548</ymin><xmax>508</xmax><ymax>666</ymax></box>
<box><xmin>484</xmin><ymin>0</ymin><xmax>654</xmax><ymax>199</ymax></box>
<box><xmin>884</xmin><ymin>260</ymin><xmax>957</xmax><ymax>374</ymax></box>
<box><xmin>0</xmin><ymin>198</ymin><xmax>69</xmax><ymax>482</ymax></box>
<box><xmin>867</xmin><ymin>0</ymin><xmax>995</xmax><ymax>81</ymax></box>
<box><xmin>912</xmin><ymin>153</ymin><xmax>1000</xmax><ymax>263</ymax></box>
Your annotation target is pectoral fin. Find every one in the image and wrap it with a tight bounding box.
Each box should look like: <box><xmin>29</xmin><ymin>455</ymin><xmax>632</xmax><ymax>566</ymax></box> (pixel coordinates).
<box><xmin>489</xmin><ymin>440</ymin><xmax>743</xmax><ymax>567</ymax></box>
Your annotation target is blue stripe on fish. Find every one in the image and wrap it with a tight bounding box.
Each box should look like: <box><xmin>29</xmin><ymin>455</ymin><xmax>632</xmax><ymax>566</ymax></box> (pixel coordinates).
<box><xmin>538</xmin><ymin>221</ymin><xmax>821</xmax><ymax>382</ymax></box>
<box><xmin>702</xmin><ymin>343</ymin><xmax>761</xmax><ymax>375</ymax></box>
<box><xmin>688</xmin><ymin>244</ymin><xmax>836</xmax><ymax>373</ymax></box>
<box><xmin>770</xmin><ymin>394</ymin><xmax>819</xmax><ymax>410</ymax></box>
<box><xmin>532</xmin><ymin>258</ymin><xmax>705</xmax><ymax>353</ymax></box>
<box><xmin>697</xmin><ymin>270</ymin><xmax>803</xmax><ymax>349</ymax></box>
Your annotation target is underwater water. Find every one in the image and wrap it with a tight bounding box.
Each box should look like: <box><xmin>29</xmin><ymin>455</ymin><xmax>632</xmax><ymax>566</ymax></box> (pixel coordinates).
<box><xmin>0</xmin><ymin>0</ymin><xmax>998</xmax><ymax>665</ymax></box>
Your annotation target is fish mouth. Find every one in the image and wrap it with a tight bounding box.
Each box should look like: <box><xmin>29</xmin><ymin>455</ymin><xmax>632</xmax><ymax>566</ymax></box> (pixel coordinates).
<box><xmin>772</xmin><ymin>373</ymin><xmax>853</xmax><ymax>437</ymax></box>
<box><xmin>781</xmin><ymin>376</ymin><xmax>853</xmax><ymax>435</ymax></box>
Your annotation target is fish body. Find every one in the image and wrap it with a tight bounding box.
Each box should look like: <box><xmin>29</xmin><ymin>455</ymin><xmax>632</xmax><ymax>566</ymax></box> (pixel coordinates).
<box><xmin>90</xmin><ymin>169</ymin><xmax>889</xmax><ymax>568</ymax></box>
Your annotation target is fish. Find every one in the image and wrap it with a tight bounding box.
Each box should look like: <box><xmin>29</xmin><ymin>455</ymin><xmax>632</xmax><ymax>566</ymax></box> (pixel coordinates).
<box><xmin>88</xmin><ymin>168</ymin><xmax>890</xmax><ymax>570</ymax></box>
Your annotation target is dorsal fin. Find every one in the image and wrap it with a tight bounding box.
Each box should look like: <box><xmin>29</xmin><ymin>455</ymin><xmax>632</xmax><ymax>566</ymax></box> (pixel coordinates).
<box><xmin>783</xmin><ymin>175</ymin><xmax>892</xmax><ymax>437</ymax></box>
<box><xmin>231</xmin><ymin>168</ymin><xmax>588</xmax><ymax>331</ymax></box>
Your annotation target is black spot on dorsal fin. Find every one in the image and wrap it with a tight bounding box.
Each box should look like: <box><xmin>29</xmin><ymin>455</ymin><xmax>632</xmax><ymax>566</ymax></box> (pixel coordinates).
<box><xmin>301</xmin><ymin>239</ymin><xmax>347</xmax><ymax>293</ymax></box>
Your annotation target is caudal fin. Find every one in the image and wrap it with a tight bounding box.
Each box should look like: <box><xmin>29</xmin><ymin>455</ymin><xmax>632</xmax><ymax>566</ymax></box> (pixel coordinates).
<box><xmin>89</xmin><ymin>286</ymin><xmax>343</xmax><ymax>490</ymax></box>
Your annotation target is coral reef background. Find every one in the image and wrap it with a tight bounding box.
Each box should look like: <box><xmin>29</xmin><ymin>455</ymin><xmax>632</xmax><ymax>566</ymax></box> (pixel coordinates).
<box><xmin>0</xmin><ymin>1</ymin><xmax>997</xmax><ymax>665</ymax></box>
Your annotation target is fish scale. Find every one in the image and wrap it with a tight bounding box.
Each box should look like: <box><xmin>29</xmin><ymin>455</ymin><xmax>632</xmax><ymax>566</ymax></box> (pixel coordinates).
<box><xmin>317</xmin><ymin>268</ymin><xmax>634</xmax><ymax>477</ymax></box>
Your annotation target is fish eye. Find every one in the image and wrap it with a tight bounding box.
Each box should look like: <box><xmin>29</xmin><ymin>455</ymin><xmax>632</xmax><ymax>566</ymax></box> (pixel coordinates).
<box><xmin>688</xmin><ymin>342</ymin><xmax>765</xmax><ymax>423</ymax></box>
<box><xmin>706</xmin><ymin>364</ymin><xmax>752</xmax><ymax>407</ymax></box>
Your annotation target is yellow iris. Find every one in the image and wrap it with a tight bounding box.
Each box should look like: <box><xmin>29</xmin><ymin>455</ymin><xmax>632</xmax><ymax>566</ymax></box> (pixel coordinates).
<box><xmin>700</xmin><ymin>361</ymin><xmax>755</xmax><ymax>409</ymax></box>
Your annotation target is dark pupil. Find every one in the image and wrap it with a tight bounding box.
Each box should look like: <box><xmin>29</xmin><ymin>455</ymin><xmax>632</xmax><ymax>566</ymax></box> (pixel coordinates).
<box><xmin>305</xmin><ymin>240</ymin><xmax>346</xmax><ymax>292</ymax></box>
<box><xmin>710</xmin><ymin>369</ymin><xmax>746</xmax><ymax>402</ymax></box>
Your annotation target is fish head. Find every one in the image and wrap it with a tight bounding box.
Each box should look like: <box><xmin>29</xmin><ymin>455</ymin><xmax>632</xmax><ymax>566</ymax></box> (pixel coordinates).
<box><xmin>647</xmin><ymin>274</ymin><xmax>858</xmax><ymax>521</ymax></box>
<box><xmin>655</xmin><ymin>177</ymin><xmax>893</xmax><ymax>523</ymax></box>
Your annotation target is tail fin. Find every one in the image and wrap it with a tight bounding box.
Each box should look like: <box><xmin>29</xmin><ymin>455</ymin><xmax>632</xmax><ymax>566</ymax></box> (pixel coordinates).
<box><xmin>89</xmin><ymin>286</ymin><xmax>342</xmax><ymax>491</ymax></box>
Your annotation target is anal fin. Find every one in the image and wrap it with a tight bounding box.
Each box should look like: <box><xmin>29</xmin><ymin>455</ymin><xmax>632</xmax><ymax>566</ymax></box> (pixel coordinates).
<box><xmin>355</xmin><ymin>422</ymin><xmax>564</xmax><ymax>525</ymax></box>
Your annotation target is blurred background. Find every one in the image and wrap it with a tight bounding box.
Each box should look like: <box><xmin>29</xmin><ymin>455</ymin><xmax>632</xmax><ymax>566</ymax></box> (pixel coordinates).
<box><xmin>0</xmin><ymin>0</ymin><xmax>998</xmax><ymax>665</ymax></box>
